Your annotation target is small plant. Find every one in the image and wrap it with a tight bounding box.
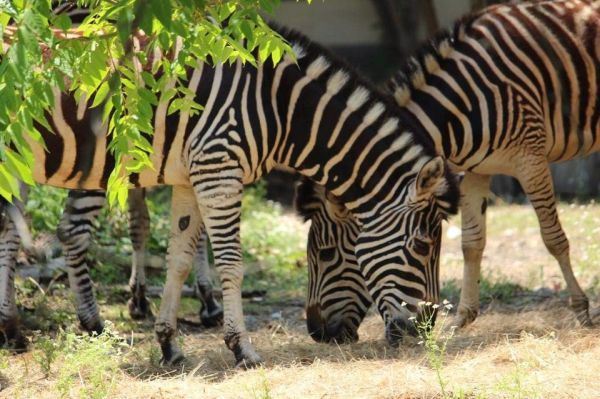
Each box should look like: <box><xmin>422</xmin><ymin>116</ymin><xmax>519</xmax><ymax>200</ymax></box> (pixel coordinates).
<box><xmin>33</xmin><ymin>335</ymin><xmax>62</xmax><ymax>377</ymax></box>
<box><xmin>414</xmin><ymin>300</ymin><xmax>457</xmax><ymax>399</ymax></box>
<box><xmin>0</xmin><ymin>349</ymin><xmax>10</xmax><ymax>370</ymax></box>
<box><xmin>147</xmin><ymin>345</ymin><xmax>162</xmax><ymax>367</ymax></box>
<box><xmin>492</xmin><ymin>344</ymin><xmax>540</xmax><ymax>399</ymax></box>
<box><xmin>248</xmin><ymin>368</ymin><xmax>273</xmax><ymax>399</ymax></box>
<box><xmin>56</xmin><ymin>323</ymin><xmax>125</xmax><ymax>399</ymax></box>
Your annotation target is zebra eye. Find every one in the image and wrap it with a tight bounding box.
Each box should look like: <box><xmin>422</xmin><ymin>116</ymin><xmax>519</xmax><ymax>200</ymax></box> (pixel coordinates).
<box><xmin>412</xmin><ymin>238</ymin><xmax>431</xmax><ymax>256</ymax></box>
<box><xmin>319</xmin><ymin>247</ymin><xmax>336</xmax><ymax>262</ymax></box>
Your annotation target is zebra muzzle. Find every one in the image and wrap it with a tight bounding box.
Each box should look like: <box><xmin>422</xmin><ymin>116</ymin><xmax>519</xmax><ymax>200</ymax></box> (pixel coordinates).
<box><xmin>306</xmin><ymin>304</ymin><xmax>359</xmax><ymax>344</ymax></box>
<box><xmin>385</xmin><ymin>316</ymin><xmax>418</xmax><ymax>347</ymax></box>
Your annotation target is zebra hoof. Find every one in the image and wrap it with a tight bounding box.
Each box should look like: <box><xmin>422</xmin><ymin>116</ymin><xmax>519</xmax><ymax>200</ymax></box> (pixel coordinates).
<box><xmin>385</xmin><ymin>317</ymin><xmax>418</xmax><ymax>347</ymax></box>
<box><xmin>230</xmin><ymin>339</ymin><xmax>263</xmax><ymax>369</ymax></box>
<box><xmin>454</xmin><ymin>306</ymin><xmax>478</xmax><ymax>328</ymax></box>
<box><xmin>0</xmin><ymin>318</ymin><xmax>27</xmax><ymax>351</ymax></box>
<box><xmin>570</xmin><ymin>296</ymin><xmax>593</xmax><ymax>327</ymax></box>
<box><xmin>200</xmin><ymin>307</ymin><xmax>224</xmax><ymax>328</ymax></box>
<box><xmin>159</xmin><ymin>350</ymin><xmax>185</xmax><ymax>366</ymax></box>
<box><xmin>80</xmin><ymin>318</ymin><xmax>104</xmax><ymax>336</ymax></box>
<box><xmin>234</xmin><ymin>352</ymin><xmax>263</xmax><ymax>369</ymax></box>
<box><xmin>128</xmin><ymin>297</ymin><xmax>152</xmax><ymax>320</ymax></box>
<box><xmin>158</xmin><ymin>339</ymin><xmax>186</xmax><ymax>366</ymax></box>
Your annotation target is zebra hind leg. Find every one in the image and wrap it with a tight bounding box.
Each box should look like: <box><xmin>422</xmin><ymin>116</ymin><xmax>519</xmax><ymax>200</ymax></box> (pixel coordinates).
<box><xmin>57</xmin><ymin>190</ymin><xmax>106</xmax><ymax>335</ymax></box>
<box><xmin>154</xmin><ymin>186</ymin><xmax>203</xmax><ymax>365</ymax></box>
<box><xmin>127</xmin><ymin>188</ymin><xmax>152</xmax><ymax>320</ymax></box>
<box><xmin>194</xmin><ymin>231</ymin><xmax>223</xmax><ymax>327</ymax></box>
<box><xmin>0</xmin><ymin>201</ymin><xmax>27</xmax><ymax>350</ymax></box>
<box><xmin>518</xmin><ymin>159</ymin><xmax>592</xmax><ymax>326</ymax></box>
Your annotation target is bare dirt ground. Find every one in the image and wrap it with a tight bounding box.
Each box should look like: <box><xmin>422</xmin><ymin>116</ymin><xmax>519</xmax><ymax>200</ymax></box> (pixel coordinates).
<box><xmin>3</xmin><ymin>203</ymin><xmax>600</xmax><ymax>398</ymax></box>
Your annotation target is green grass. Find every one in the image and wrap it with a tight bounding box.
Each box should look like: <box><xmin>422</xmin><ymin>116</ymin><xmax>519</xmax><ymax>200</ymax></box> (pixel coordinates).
<box><xmin>25</xmin><ymin>182</ymin><xmax>307</xmax><ymax>298</ymax></box>
<box><xmin>441</xmin><ymin>277</ymin><xmax>526</xmax><ymax>307</ymax></box>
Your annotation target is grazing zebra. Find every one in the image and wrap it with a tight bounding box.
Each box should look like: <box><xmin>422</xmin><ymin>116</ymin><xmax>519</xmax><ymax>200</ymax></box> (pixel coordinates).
<box><xmin>295</xmin><ymin>177</ymin><xmax>444</xmax><ymax>342</ymax></box>
<box><xmin>295</xmin><ymin>0</ymin><xmax>600</xmax><ymax>336</ymax></box>
<box><xmin>2</xmin><ymin>25</ymin><xmax>460</xmax><ymax>366</ymax></box>
<box><xmin>0</xmin><ymin>188</ymin><xmax>223</xmax><ymax>346</ymax></box>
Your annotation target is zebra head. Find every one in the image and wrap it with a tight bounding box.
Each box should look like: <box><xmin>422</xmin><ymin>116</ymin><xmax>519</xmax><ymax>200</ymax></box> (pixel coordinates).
<box><xmin>356</xmin><ymin>157</ymin><xmax>459</xmax><ymax>346</ymax></box>
<box><xmin>295</xmin><ymin>179</ymin><xmax>371</xmax><ymax>344</ymax></box>
<box><xmin>297</xmin><ymin>157</ymin><xmax>459</xmax><ymax>346</ymax></box>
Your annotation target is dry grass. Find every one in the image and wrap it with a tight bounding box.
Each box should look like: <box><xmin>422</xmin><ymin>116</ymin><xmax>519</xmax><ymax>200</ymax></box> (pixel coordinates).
<box><xmin>2</xmin><ymin>203</ymin><xmax>600</xmax><ymax>398</ymax></box>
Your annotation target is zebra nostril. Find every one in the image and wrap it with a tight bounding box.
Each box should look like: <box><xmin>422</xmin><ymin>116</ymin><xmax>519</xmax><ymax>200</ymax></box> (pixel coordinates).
<box><xmin>385</xmin><ymin>317</ymin><xmax>418</xmax><ymax>347</ymax></box>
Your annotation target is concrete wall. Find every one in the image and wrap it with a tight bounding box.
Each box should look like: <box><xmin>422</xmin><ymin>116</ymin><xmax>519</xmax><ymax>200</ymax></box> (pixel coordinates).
<box><xmin>276</xmin><ymin>0</ymin><xmax>383</xmax><ymax>47</ymax></box>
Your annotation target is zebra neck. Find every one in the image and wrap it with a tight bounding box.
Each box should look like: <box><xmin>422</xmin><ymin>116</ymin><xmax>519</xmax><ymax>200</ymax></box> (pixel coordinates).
<box><xmin>268</xmin><ymin>44</ymin><xmax>436</xmax><ymax>220</ymax></box>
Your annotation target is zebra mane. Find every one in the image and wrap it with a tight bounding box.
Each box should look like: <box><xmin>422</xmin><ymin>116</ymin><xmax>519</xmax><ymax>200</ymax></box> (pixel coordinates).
<box><xmin>385</xmin><ymin>6</ymin><xmax>491</xmax><ymax>106</ymax></box>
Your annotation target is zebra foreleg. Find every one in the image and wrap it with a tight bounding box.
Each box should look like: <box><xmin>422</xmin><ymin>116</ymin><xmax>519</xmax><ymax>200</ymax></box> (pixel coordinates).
<box><xmin>0</xmin><ymin>202</ymin><xmax>26</xmax><ymax>349</ymax></box>
<box><xmin>456</xmin><ymin>173</ymin><xmax>490</xmax><ymax>328</ymax></box>
<box><xmin>127</xmin><ymin>188</ymin><xmax>152</xmax><ymax>320</ymax></box>
<box><xmin>517</xmin><ymin>160</ymin><xmax>592</xmax><ymax>327</ymax></box>
<box><xmin>194</xmin><ymin>232</ymin><xmax>223</xmax><ymax>327</ymax></box>
<box><xmin>195</xmin><ymin>176</ymin><xmax>262</xmax><ymax>368</ymax></box>
<box><xmin>57</xmin><ymin>190</ymin><xmax>105</xmax><ymax>335</ymax></box>
<box><xmin>155</xmin><ymin>186</ymin><xmax>203</xmax><ymax>365</ymax></box>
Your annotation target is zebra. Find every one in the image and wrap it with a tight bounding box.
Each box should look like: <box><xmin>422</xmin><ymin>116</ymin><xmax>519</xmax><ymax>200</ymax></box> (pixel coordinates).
<box><xmin>0</xmin><ymin>187</ymin><xmax>224</xmax><ymax>347</ymax></box>
<box><xmin>3</xmin><ymin>25</ymin><xmax>460</xmax><ymax>367</ymax></box>
<box><xmin>295</xmin><ymin>177</ymin><xmax>444</xmax><ymax>342</ymax></box>
<box><xmin>295</xmin><ymin>0</ymin><xmax>600</xmax><ymax>338</ymax></box>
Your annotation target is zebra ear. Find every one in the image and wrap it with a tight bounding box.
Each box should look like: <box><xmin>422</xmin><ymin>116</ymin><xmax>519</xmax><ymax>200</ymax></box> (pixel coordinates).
<box><xmin>415</xmin><ymin>156</ymin><xmax>447</xmax><ymax>198</ymax></box>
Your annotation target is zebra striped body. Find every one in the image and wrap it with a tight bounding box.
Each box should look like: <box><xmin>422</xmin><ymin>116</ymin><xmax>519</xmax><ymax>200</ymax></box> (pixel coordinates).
<box><xmin>298</xmin><ymin>0</ymin><xmax>600</xmax><ymax>333</ymax></box>
<box><xmin>5</xmin><ymin>26</ymin><xmax>460</xmax><ymax>366</ymax></box>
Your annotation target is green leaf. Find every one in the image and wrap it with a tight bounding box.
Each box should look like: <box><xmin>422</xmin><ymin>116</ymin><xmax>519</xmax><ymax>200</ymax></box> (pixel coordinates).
<box><xmin>4</xmin><ymin>148</ymin><xmax>33</xmax><ymax>185</ymax></box>
<box><xmin>150</xmin><ymin>0</ymin><xmax>172</xmax><ymax>29</ymax></box>
<box><xmin>53</xmin><ymin>13</ymin><xmax>72</xmax><ymax>31</ymax></box>
<box><xmin>0</xmin><ymin>164</ymin><xmax>21</xmax><ymax>201</ymax></box>
<box><xmin>91</xmin><ymin>81</ymin><xmax>110</xmax><ymax>108</ymax></box>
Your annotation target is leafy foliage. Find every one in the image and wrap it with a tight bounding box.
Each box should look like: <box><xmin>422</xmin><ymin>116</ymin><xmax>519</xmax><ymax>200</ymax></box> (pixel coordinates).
<box><xmin>240</xmin><ymin>182</ymin><xmax>307</xmax><ymax>295</ymax></box>
<box><xmin>25</xmin><ymin>184</ymin><xmax>68</xmax><ymax>236</ymax></box>
<box><xmin>0</xmin><ymin>0</ymin><xmax>311</xmax><ymax>206</ymax></box>
<box><xmin>55</xmin><ymin>323</ymin><xmax>125</xmax><ymax>399</ymax></box>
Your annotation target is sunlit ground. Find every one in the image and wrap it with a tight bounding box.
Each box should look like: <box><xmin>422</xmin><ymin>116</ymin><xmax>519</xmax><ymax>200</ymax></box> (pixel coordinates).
<box><xmin>3</xmin><ymin>203</ymin><xmax>600</xmax><ymax>398</ymax></box>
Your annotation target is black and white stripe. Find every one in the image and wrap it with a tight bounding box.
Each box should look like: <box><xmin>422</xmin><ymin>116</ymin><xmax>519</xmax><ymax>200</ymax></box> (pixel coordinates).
<box><xmin>4</xmin><ymin>24</ymin><xmax>460</xmax><ymax>365</ymax></box>
<box><xmin>297</xmin><ymin>0</ymin><xmax>599</xmax><ymax>334</ymax></box>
